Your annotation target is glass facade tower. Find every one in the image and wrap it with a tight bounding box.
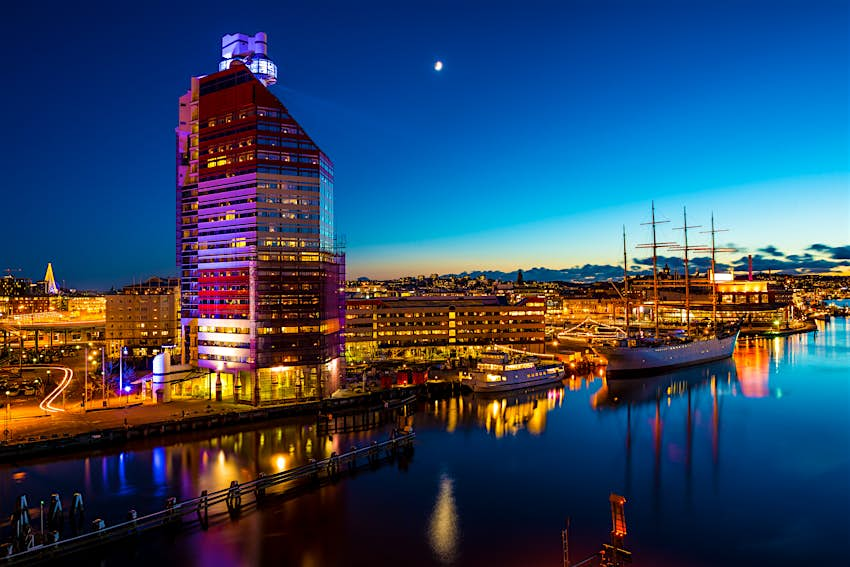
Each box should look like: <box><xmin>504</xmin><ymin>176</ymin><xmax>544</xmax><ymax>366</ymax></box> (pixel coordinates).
<box><xmin>176</xmin><ymin>40</ymin><xmax>344</xmax><ymax>404</ymax></box>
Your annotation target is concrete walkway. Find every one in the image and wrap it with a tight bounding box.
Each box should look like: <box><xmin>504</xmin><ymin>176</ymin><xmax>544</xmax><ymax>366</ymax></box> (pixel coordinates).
<box><xmin>3</xmin><ymin>397</ymin><xmax>251</xmax><ymax>444</ymax></box>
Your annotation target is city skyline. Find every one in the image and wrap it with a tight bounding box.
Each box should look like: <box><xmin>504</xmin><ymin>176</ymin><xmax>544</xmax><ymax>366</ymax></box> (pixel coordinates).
<box><xmin>2</xmin><ymin>0</ymin><xmax>848</xmax><ymax>289</ymax></box>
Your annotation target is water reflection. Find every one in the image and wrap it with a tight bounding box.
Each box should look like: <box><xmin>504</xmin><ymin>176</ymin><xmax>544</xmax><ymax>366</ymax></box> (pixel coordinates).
<box><xmin>428</xmin><ymin>472</ymin><xmax>460</xmax><ymax>564</ymax></box>
<box><xmin>591</xmin><ymin>358</ymin><xmax>739</xmax><ymax>509</ymax></box>
<box><xmin>591</xmin><ymin>358</ymin><xmax>738</xmax><ymax>410</ymax></box>
<box><xmin>425</xmin><ymin>382</ymin><xmax>599</xmax><ymax>437</ymax></box>
<box><xmin>0</xmin><ymin>419</ymin><xmax>350</xmax><ymax>529</ymax></box>
<box><xmin>735</xmin><ymin>340</ymin><xmax>771</xmax><ymax>398</ymax></box>
<box><xmin>0</xmin><ymin>320</ymin><xmax>846</xmax><ymax>567</ymax></box>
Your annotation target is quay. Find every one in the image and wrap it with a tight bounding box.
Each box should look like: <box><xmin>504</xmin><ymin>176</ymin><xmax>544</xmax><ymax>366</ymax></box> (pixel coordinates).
<box><xmin>0</xmin><ymin>382</ymin><xmax>441</xmax><ymax>462</ymax></box>
<box><xmin>0</xmin><ymin>431</ymin><xmax>415</xmax><ymax>564</ymax></box>
<box><xmin>739</xmin><ymin>320</ymin><xmax>818</xmax><ymax>339</ymax></box>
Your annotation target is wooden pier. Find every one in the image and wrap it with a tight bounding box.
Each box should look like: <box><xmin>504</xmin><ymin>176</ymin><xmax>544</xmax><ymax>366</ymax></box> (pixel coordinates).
<box><xmin>318</xmin><ymin>394</ymin><xmax>417</xmax><ymax>434</ymax></box>
<box><xmin>0</xmin><ymin>431</ymin><xmax>415</xmax><ymax>565</ymax></box>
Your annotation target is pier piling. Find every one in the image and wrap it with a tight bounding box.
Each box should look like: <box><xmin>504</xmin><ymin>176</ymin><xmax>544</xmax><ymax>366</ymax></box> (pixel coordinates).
<box><xmin>197</xmin><ymin>490</ymin><xmax>209</xmax><ymax>530</ymax></box>
<box><xmin>255</xmin><ymin>473</ymin><xmax>267</xmax><ymax>503</ymax></box>
<box><xmin>47</xmin><ymin>493</ymin><xmax>63</xmax><ymax>532</ymax></box>
<box><xmin>225</xmin><ymin>481</ymin><xmax>242</xmax><ymax>516</ymax></box>
<box><xmin>70</xmin><ymin>492</ymin><xmax>84</xmax><ymax>535</ymax></box>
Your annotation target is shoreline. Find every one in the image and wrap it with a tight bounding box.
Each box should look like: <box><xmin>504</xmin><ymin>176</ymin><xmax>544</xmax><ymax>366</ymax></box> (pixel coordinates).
<box><xmin>0</xmin><ymin>382</ymin><xmax>457</xmax><ymax>463</ymax></box>
<box><xmin>739</xmin><ymin>320</ymin><xmax>819</xmax><ymax>338</ymax></box>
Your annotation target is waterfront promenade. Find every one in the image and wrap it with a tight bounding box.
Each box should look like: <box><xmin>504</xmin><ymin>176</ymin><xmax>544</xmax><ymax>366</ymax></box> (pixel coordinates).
<box><xmin>0</xmin><ymin>380</ymin><xmax>432</xmax><ymax>461</ymax></box>
<box><xmin>3</xmin><ymin>396</ymin><xmax>250</xmax><ymax>442</ymax></box>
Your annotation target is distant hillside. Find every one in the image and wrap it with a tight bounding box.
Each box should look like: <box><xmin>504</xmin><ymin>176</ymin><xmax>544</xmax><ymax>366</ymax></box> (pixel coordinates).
<box><xmin>450</xmin><ymin>264</ymin><xmax>635</xmax><ymax>282</ymax></box>
<box><xmin>445</xmin><ymin>251</ymin><xmax>841</xmax><ymax>282</ymax></box>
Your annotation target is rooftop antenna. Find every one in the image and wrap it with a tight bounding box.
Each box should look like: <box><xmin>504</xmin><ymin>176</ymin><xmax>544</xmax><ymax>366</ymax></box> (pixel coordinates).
<box><xmin>219</xmin><ymin>32</ymin><xmax>278</xmax><ymax>86</ymax></box>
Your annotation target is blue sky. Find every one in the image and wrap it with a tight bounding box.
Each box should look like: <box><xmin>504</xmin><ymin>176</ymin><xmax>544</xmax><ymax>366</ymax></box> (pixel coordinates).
<box><xmin>2</xmin><ymin>0</ymin><xmax>847</xmax><ymax>288</ymax></box>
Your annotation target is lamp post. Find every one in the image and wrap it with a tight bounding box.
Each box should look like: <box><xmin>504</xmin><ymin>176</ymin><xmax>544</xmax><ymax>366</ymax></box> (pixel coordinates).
<box><xmin>102</xmin><ymin>347</ymin><xmax>106</xmax><ymax>405</ymax></box>
<box><xmin>119</xmin><ymin>342</ymin><xmax>124</xmax><ymax>402</ymax></box>
<box><xmin>4</xmin><ymin>390</ymin><xmax>10</xmax><ymax>443</ymax></box>
<box><xmin>84</xmin><ymin>347</ymin><xmax>88</xmax><ymax>410</ymax></box>
<box><xmin>100</xmin><ymin>346</ymin><xmax>106</xmax><ymax>407</ymax></box>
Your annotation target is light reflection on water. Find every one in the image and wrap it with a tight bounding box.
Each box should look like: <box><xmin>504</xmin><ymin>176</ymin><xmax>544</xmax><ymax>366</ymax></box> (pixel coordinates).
<box><xmin>0</xmin><ymin>318</ymin><xmax>847</xmax><ymax>566</ymax></box>
<box><xmin>428</xmin><ymin>472</ymin><xmax>460</xmax><ymax>564</ymax></box>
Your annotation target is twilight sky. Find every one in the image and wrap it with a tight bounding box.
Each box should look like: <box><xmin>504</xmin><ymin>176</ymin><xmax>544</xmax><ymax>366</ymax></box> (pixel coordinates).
<box><xmin>2</xmin><ymin>0</ymin><xmax>848</xmax><ymax>289</ymax></box>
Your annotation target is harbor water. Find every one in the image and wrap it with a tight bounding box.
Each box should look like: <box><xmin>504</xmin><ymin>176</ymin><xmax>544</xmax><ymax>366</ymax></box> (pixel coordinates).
<box><xmin>1</xmin><ymin>318</ymin><xmax>848</xmax><ymax>566</ymax></box>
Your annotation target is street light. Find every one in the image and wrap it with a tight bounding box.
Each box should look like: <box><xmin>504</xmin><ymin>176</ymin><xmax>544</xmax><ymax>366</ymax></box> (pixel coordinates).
<box><xmin>4</xmin><ymin>390</ymin><xmax>10</xmax><ymax>443</ymax></box>
<box><xmin>84</xmin><ymin>347</ymin><xmax>88</xmax><ymax>410</ymax></box>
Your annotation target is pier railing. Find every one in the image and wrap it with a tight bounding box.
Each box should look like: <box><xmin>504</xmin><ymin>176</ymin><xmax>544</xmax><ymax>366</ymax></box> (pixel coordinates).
<box><xmin>0</xmin><ymin>431</ymin><xmax>415</xmax><ymax>565</ymax></box>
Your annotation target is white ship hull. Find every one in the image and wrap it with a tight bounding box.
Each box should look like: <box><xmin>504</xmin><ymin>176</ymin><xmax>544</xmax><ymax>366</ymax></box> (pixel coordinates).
<box><xmin>469</xmin><ymin>365</ymin><xmax>565</xmax><ymax>393</ymax></box>
<box><xmin>592</xmin><ymin>331</ymin><xmax>739</xmax><ymax>376</ymax></box>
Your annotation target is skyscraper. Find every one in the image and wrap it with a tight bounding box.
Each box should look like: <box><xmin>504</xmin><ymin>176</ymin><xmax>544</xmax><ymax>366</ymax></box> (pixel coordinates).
<box><xmin>177</xmin><ymin>33</ymin><xmax>344</xmax><ymax>404</ymax></box>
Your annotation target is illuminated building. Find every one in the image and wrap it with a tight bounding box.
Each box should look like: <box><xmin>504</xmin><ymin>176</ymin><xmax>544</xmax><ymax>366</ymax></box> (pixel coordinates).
<box><xmin>631</xmin><ymin>275</ymin><xmax>794</xmax><ymax>328</ymax></box>
<box><xmin>44</xmin><ymin>263</ymin><xmax>59</xmax><ymax>295</ymax></box>
<box><xmin>0</xmin><ymin>276</ymin><xmax>33</xmax><ymax>317</ymax></box>
<box><xmin>176</xmin><ymin>33</ymin><xmax>344</xmax><ymax>404</ymax></box>
<box><xmin>105</xmin><ymin>277</ymin><xmax>180</xmax><ymax>356</ymax></box>
<box><xmin>345</xmin><ymin>296</ymin><xmax>545</xmax><ymax>362</ymax></box>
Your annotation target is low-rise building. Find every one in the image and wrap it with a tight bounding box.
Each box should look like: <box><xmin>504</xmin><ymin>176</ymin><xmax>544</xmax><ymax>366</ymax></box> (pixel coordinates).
<box><xmin>345</xmin><ymin>295</ymin><xmax>545</xmax><ymax>362</ymax></box>
<box><xmin>105</xmin><ymin>277</ymin><xmax>180</xmax><ymax>357</ymax></box>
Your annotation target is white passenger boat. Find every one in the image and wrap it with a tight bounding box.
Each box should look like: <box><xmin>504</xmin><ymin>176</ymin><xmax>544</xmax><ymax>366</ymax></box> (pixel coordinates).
<box><xmin>468</xmin><ymin>351</ymin><xmax>565</xmax><ymax>393</ymax></box>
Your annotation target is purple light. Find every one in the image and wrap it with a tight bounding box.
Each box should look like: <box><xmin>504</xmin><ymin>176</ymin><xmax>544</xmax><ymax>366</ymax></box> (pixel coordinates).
<box><xmin>123</xmin><ymin>386</ymin><xmax>131</xmax><ymax>393</ymax></box>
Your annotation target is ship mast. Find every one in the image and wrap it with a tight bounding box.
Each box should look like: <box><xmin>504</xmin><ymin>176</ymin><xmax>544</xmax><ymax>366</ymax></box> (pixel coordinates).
<box><xmin>671</xmin><ymin>207</ymin><xmax>702</xmax><ymax>336</ymax></box>
<box><xmin>684</xmin><ymin>209</ymin><xmax>692</xmax><ymax>334</ymax></box>
<box><xmin>710</xmin><ymin>213</ymin><xmax>717</xmax><ymax>327</ymax></box>
<box><xmin>700</xmin><ymin>213</ymin><xmax>733</xmax><ymax>333</ymax></box>
<box><xmin>638</xmin><ymin>202</ymin><xmax>675</xmax><ymax>338</ymax></box>
<box><xmin>622</xmin><ymin>226</ymin><xmax>630</xmax><ymax>336</ymax></box>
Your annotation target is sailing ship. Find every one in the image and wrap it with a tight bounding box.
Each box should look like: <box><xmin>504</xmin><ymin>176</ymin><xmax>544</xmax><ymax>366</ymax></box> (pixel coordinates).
<box><xmin>591</xmin><ymin>204</ymin><xmax>740</xmax><ymax>376</ymax></box>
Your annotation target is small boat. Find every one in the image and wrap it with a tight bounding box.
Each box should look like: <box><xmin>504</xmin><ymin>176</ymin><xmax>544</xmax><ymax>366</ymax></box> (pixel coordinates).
<box><xmin>557</xmin><ymin>318</ymin><xmax>626</xmax><ymax>348</ymax></box>
<box><xmin>467</xmin><ymin>351</ymin><xmax>565</xmax><ymax>393</ymax></box>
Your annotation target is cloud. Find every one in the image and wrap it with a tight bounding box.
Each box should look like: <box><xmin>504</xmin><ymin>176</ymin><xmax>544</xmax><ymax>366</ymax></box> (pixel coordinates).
<box><xmin>807</xmin><ymin>243</ymin><xmax>850</xmax><ymax>260</ymax></box>
<box><xmin>443</xmin><ymin>243</ymin><xmax>850</xmax><ymax>282</ymax></box>
<box><xmin>758</xmin><ymin>245</ymin><xmax>785</xmax><ymax>257</ymax></box>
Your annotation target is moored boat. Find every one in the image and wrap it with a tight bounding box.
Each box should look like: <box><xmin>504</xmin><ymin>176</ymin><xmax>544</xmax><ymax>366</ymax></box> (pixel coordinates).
<box><xmin>592</xmin><ymin>204</ymin><xmax>740</xmax><ymax>377</ymax></box>
<box><xmin>557</xmin><ymin>318</ymin><xmax>626</xmax><ymax>348</ymax></box>
<box><xmin>467</xmin><ymin>351</ymin><xmax>565</xmax><ymax>393</ymax></box>
<box><xmin>592</xmin><ymin>323</ymin><xmax>739</xmax><ymax>376</ymax></box>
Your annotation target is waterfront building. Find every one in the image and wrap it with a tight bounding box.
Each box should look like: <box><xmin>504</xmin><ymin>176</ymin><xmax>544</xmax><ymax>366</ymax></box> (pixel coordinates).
<box><xmin>630</xmin><ymin>274</ymin><xmax>794</xmax><ymax>329</ymax></box>
<box><xmin>345</xmin><ymin>295</ymin><xmax>545</xmax><ymax>362</ymax></box>
<box><xmin>105</xmin><ymin>277</ymin><xmax>180</xmax><ymax>357</ymax></box>
<box><xmin>176</xmin><ymin>33</ymin><xmax>344</xmax><ymax>404</ymax></box>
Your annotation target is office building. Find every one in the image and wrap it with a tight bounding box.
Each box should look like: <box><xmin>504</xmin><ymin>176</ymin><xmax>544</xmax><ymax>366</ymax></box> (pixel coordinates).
<box><xmin>176</xmin><ymin>33</ymin><xmax>344</xmax><ymax>404</ymax></box>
